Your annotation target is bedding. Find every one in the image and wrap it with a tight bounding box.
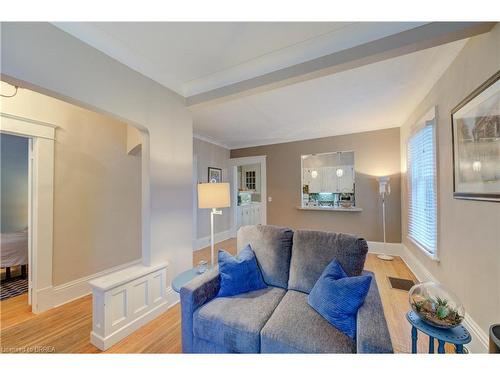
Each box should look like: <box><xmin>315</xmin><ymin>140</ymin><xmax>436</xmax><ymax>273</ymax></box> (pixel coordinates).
<box><xmin>1</xmin><ymin>228</ymin><xmax>28</xmax><ymax>268</ymax></box>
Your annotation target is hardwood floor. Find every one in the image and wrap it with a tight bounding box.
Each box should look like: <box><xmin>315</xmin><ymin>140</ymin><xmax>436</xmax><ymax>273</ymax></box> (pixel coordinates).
<box><xmin>1</xmin><ymin>238</ymin><xmax>442</xmax><ymax>353</ymax></box>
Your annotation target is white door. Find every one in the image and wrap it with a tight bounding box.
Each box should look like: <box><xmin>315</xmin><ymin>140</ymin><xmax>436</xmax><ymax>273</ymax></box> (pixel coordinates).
<box><xmin>255</xmin><ymin>205</ymin><xmax>261</xmax><ymax>224</ymax></box>
<box><xmin>338</xmin><ymin>166</ymin><xmax>354</xmax><ymax>193</ymax></box>
<box><xmin>323</xmin><ymin>167</ymin><xmax>338</xmax><ymax>193</ymax></box>
<box><xmin>309</xmin><ymin>168</ymin><xmax>321</xmax><ymax>193</ymax></box>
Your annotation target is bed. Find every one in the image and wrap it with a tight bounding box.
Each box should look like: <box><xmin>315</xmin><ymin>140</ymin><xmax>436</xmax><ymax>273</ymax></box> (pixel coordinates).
<box><xmin>1</xmin><ymin>228</ymin><xmax>28</xmax><ymax>279</ymax></box>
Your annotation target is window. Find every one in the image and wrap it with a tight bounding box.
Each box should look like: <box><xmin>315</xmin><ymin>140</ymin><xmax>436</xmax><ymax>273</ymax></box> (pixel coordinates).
<box><xmin>407</xmin><ymin>120</ymin><xmax>437</xmax><ymax>256</ymax></box>
<box><xmin>245</xmin><ymin>171</ymin><xmax>256</xmax><ymax>190</ymax></box>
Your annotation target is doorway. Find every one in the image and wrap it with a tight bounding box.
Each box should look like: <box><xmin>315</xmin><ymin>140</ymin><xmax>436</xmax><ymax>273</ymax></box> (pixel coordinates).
<box><xmin>0</xmin><ymin>133</ymin><xmax>30</xmax><ymax>302</ymax></box>
<box><xmin>229</xmin><ymin>156</ymin><xmax>267</xmax><ymax>234</ymax></box>
<box><xmin>0</xmin><ymin>113</ymin><xmax>56</xmax><ymax>313</ymax></box>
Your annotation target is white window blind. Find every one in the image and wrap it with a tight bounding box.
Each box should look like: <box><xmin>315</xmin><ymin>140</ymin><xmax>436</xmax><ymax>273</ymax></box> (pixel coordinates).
<box><xmin>407</xmin><ymin>122</ymin><xmax>437</xmax><ymax>255</ymax></box>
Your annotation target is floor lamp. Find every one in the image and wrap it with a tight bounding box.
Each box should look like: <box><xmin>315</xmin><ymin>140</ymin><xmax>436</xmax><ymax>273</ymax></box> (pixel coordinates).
<box><xmin>377</xmin><ymin>176</ymin><xmax>394</xmax><ymax>261</ymax></box>
<box><xmin>197</xmin><ymin>182</ymin><xmax>231</xmax><ymax>267</ymax></box>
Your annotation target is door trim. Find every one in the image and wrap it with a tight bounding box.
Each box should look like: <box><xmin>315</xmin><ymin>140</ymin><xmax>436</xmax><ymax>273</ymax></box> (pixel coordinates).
<box><xmin>229</xmin><ymin>155</ymin><xmax>267</xmax><ymax>234</ymax></box>
<box><xmin>1</xmin><ymin>112</ymin><xmax>56</xmax><ymax>313</ymax></box>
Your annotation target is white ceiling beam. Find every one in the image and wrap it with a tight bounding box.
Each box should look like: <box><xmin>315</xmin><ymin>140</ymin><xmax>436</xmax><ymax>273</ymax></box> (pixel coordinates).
<box><xmin>186</xmin><ymin>22</ymin><xmax>495</xmax><ymax>108</ymax></box>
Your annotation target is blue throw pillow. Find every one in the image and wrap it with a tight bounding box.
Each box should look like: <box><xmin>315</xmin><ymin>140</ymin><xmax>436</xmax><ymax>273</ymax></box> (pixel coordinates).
<box><xmin>217</xmin><ymin>245</ymin><xmax>267</xmax><ymax>297</ymax></box>
<box><xmin>307</xmin><ymin>260</ymin><xmax>372</xmax><ymax>339</ymax></box>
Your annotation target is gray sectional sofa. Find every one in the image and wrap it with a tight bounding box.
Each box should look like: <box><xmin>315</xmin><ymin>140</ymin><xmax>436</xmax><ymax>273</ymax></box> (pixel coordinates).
<box><xmin>180</xmin><ymin>225</ymin><xmax>393</xmax><ymax>353</ymax></box>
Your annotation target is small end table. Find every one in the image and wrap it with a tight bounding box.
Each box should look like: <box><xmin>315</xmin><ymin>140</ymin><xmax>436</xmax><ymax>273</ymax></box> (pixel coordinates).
<box><xmin>406</xmin><ymin>311</ymin><xmax>471</xmax><ymax>353</ymax></box>
<box><xmin>172</xmin><ymin>268</ymin><xmax>201</xmax><ymax>293</ymax></box>
<box><xmin>172</xmin><ymin>267</ymin><xmax>215</xmax><ymax>293</ymax></box>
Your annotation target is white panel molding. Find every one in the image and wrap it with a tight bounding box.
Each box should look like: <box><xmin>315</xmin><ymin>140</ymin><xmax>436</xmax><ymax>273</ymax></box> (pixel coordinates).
<box><xmin>193</xmin><ymin>229</ymin><xmax>234</xmax><ymax>252</ymax></box>
<box><xmin>35</xmin><ymin>259</ymin><xmax>142</xmax><ymax>311</ymax></box>
<box><xmin>89</xmin><ymin>262</ymin><xmax>175</xmax><ymax>351</ymax></box>
<box><xmin>0</xmin><ymin>112</ymin><xmax>57</xmax><ymax>139</ymax></box>
<box><xmin>367</xmin><ymin>241</ymin><xmax>488</xmax><ymax>353</ymax></box>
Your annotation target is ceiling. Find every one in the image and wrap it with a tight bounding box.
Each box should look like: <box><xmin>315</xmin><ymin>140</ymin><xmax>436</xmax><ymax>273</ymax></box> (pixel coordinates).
<box><xmin>52</xmin><ymin>22</ymin><xmax>473</xmax><ymax>149</ymax></box>
<box><xmin>53</xmin><ymin>22</ymin><xmax>426</xmax><ymax>97</ymax></box>
<box><xmin>191</xmin><ymin>39</ymin><xmax>467</xmax><ymax>149</ymax></box>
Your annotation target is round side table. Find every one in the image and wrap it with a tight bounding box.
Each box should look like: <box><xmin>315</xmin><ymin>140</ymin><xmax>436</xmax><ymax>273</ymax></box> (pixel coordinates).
<box><xmin>172</xmin><ymin>268</ymin><xmax>202</xmax><ymax>293</ymax></box>
<box><xmin>406</xmin><ymin>311</ymin><xmax>471</xmax><ymax>353</ymax></box>
<box><xmin>172</xmin><ymin>267</ymin><xmax>215</xmax><ymax>293</ymax></box>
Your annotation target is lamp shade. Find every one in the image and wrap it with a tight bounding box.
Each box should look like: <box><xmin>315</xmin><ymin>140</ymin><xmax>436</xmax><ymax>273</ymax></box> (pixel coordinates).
<box><xmin>378</xmin><ymin>176</ymin><xmax>391</xmax><ymax>195</ymax></box>
<box><xmin>198</xmin><ymin>183</ymin><xmax>231</xmax><ymax>209</ymax></box>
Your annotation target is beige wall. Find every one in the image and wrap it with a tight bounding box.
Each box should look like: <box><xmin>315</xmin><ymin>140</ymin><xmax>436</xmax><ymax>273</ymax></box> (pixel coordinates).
<box><xmin>1</xmin><ymin>81</ymin><xmax>142</xmax><ymax>285</ymax></box>
<box><xmin>193</xmin><ymin>138</ymin><xmax>232</xmax><ymax>240</ymax></box>
<box><xmin>400</xmin><ymin>25</ymin><xmax>500</xmax><ymax>335</ymax></box>
<box><xmin>231</xmin><ymin>127</ymin><xmax>401</xmax><ymax>242</ymax></box>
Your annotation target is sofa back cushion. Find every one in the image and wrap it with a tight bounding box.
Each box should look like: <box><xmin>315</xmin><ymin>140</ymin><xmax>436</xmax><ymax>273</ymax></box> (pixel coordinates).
<box><xmin>237</xmin><ymin>225</ymin><xmax>294</xmax><ymax>289</ymax></box>
<box><xmin>287</xmin><ymin>229</ymin><xmax>368</xmax><ymax>294</ymax></box>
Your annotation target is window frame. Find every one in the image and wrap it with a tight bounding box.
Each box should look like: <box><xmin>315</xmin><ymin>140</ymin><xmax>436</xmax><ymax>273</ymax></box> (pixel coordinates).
<box><xmin>406</xmin><ymin>106</ymin><xmax>440</xmax><ymax>261</ymax></box>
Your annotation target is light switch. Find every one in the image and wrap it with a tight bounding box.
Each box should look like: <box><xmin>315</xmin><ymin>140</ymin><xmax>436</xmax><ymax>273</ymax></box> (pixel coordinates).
<box><xmin>268</xmin><ymin>196</ymin><xmax>272</xmax><ymax>202</ymax></box>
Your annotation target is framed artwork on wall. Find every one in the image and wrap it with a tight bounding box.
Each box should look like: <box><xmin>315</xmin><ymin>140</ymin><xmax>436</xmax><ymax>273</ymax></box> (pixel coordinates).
<box><xmin>208</xmin><ymin>167</ymin><xmax>222</xmax><ymax>183</ymax></box>
<box><xmin>451</xmin><ymin>70</ymin><xmax>500</xmax><ymax>202</ymax></box>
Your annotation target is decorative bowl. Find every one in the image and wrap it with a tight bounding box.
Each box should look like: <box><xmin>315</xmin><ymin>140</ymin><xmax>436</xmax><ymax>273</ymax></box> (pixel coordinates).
<box><xmin>409</xmin><ymin>282</ymin><xmax>464</xmax><ymax>329</ymax></box>
<box><xmin>340</xmin><ymin>201</ymin><xmax>352</xmax><ymax>208</ymax></box>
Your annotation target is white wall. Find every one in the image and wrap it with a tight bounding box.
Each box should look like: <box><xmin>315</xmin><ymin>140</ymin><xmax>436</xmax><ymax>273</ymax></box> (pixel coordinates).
<box><xmin>400</xmin><ymin>24</ymin><xmax>500</xmax><ymax>341</ymax></box>
<box><xmin>193</xmin><ymin>137</ymin><xmax>231</xmax><ymax>242</ymax></box>
<box><xmin>1</xmin><ymin>22</ymin><xmax>193</xmax><ymax>283</ymax></box>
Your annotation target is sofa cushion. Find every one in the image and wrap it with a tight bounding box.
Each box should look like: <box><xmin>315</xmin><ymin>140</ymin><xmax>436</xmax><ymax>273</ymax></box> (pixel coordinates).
<box><xmin>288</xmin><ymin>229</ymin><xmax>368</xmax><ymax>293</ymax></box>
<box><xmin>217</xmin><ymin>246</ymin><xmax>267</xmax><ymax>297</ymax></box>
<box><xmin>308</xmin><ymin>260</ymin><xmax>372</xmax><ymax>339</ymax></box>
<box><xmin>193</xmin><ymin>286</ymin><xmax>286</xmax><ymax>353</ymax></box>
<box><xmin>261</xmin><ymin>290</ymin><xmax>356</xmax><ymax>353</ymax></box>
<box><xmin>237</xmin><ymin>225</ymin><xmax>293</xmax><ymax>289</ymax></box>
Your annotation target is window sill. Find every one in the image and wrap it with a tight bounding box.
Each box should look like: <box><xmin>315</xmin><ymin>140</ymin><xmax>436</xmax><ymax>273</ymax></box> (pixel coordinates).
<box><xmin>407</xmin><ymin>236</ymin><xmax>440</xmax><ymax>262</ymax></box>
<box><xmin>297</xmin><ymin>206</ymin><xmax>363</xmax><ymax>212</ymax></box>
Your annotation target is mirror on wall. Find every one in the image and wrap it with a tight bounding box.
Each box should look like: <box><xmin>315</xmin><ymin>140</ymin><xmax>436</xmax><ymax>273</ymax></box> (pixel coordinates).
<box><xmin>301</xmin><ymin>151</ymin><xmax>356</xmax><ymax>208</ymax></box>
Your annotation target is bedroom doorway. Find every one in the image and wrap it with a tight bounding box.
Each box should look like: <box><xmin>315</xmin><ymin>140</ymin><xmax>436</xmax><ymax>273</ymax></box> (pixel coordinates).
<box><xmin>0</xmin><ymin>133</ymin><xmax>30</xmax><ymax>303</ymax></box>
<box><xmin>1</xmin><ymin>113</ymin><xmax>56</xmax><ymax>313</ymax></box>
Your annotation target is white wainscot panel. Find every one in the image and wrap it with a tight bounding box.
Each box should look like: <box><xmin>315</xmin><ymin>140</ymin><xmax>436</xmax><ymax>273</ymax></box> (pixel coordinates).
<box><xmin>90</xmin><ymin>263</ymin><xmax>170</xmax><ymax>351</ymax></box>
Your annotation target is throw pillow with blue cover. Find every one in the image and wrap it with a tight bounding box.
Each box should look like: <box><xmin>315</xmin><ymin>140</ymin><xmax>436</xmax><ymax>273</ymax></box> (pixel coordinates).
<box><xmin>308</xmin><ymin>259</ymin><xmax>372</xmax><ymax>339</ymax></box>
<box><xmin>217</xmin><ymin>245</ymin><xmax>267</xmax><ymax>297</ymax></box>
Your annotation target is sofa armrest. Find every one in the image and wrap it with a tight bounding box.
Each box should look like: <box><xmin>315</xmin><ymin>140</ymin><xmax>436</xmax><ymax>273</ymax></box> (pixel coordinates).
<box><xmin>180</xmin><ymin>268</ymin><xmax>220</xmax><ymax>353</ymax></box>
<box><xmin>356</xmin><ymin>271</ymin><xmax>393</xmax><ymax>353</ymax></box>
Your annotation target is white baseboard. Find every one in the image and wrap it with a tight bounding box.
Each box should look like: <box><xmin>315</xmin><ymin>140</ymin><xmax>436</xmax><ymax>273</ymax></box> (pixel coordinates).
<box><xmin>192</xmin><ymin>229</ymin><xmax>234</xmax><ymax>251</ymax></box>
<box><xmin>33</xmin><ymin>259</ymin><xmax>142</xmax><ymax>313</ymax></box>
<box><xmin>368</xmin><ymin>241</ymin><xmax>488</xmax><ymax>353</ymax></box>
<box><xmin>367</xmin><ymin>241</ymin><xmax>403</xmax><ymax>256</ymax></box>
<box><xmin>90</xmin><ymin>300</ymin><xmax>169</xmax><ymax>351</ymax></box>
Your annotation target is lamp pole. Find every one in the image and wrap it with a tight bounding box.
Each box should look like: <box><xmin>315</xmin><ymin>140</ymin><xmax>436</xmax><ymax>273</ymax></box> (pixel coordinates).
<box><xmin>377</xmin><ymin>176</ymin><xmax>393</xmax><ymax>261</ymax></box>
<box><xmin>210</xmin><ymin>208</ymin><xmax>222</xmax><ymax>267</ymax></box>
<box><xmin>381</xmin><ymin>190</ymin><xmax>387</xmax><ymax>243</ymax></box>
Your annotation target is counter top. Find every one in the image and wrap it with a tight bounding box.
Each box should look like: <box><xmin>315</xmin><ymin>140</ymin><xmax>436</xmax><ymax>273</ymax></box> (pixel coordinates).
<box><xmin>296</xmin><ymin>206</ymin><xmax>363</xmax><ymax>212</ymax></box>
<box><xmin>89</xmin><ymin>262</ymin><xmax>168</xmax><ymax>291</ymax></box>
<box><xmin>238</xmin><ymin>202</ymin><xmax>262</xmax><ymax>206</ymax></box>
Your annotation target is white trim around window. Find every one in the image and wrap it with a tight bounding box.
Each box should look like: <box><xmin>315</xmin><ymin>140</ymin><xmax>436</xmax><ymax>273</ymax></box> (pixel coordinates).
<box><xmin>406</xmin><ymin>106</ymin><xmax>440</xmax><ymax>261</ymax></box>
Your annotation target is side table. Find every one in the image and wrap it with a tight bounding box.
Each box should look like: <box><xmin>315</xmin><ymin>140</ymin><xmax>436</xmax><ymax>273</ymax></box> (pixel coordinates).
<box><xmin>406</xmin><ymin>311</ymin><xmax>471</xmax><ymax>353</ymax></box>
<box><xmin>172</xmin><ymin>267</ymin><xmax>214</xmax><ymax>293</ymax></box>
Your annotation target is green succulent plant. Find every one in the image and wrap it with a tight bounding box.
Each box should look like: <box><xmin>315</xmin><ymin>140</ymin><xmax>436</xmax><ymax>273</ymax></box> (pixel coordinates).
<box><xmin>436</xmin><ymin>305</ymin><xmax>449</xmax><ymax>319</ymax></box>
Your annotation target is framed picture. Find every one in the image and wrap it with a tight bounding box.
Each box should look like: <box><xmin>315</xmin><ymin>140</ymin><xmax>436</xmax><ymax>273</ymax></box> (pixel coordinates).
<box><xmin>451</xmin><ymin>70</ymin><xmax>500</xmax><ymax>202</ymax></box>
<box><xmin>208</xmin><ymin>167</ymin><xmax>222</xmax><ymax>183</ymax></box>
